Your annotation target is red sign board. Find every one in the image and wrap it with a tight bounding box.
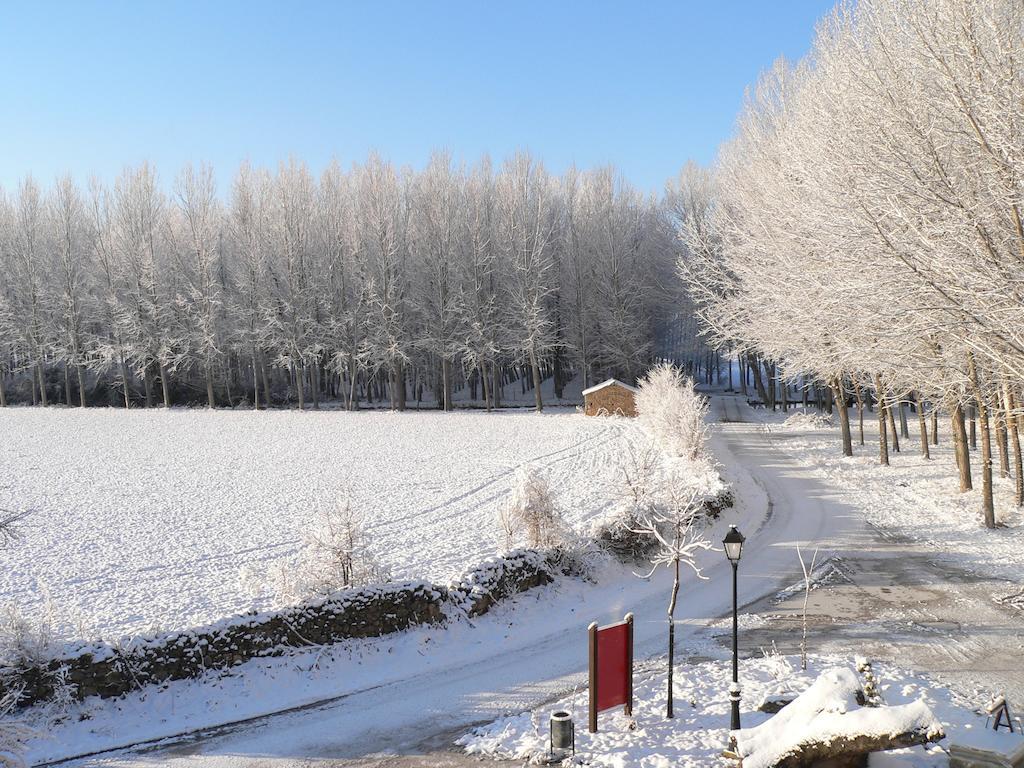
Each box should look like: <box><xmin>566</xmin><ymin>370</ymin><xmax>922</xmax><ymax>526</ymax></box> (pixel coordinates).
<box><xmin>588</xmin><ymin>613</ymin><xmax>634</xmax><ymax>732</ymax></box>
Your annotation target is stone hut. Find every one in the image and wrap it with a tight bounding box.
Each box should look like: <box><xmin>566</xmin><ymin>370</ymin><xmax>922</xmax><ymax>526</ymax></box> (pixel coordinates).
<box><xmin>582</xmin><ymin>378</ymin><xmax>638</xmax><ymax>417</ymax></box>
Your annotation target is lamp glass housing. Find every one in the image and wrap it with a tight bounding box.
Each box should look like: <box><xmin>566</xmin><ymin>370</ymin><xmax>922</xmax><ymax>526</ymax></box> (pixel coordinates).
<box><xmin>723</xmin><ymin>526</ymin><xmax>745</xmax><ymax>563</ymax></box>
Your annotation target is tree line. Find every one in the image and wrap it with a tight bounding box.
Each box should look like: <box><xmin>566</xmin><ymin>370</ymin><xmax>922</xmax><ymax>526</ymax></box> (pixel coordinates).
<box><xmin>677</xmin><ymin>0</ymin><xmax>1024</xmax><ymax>528</ymax></box>
<box><xmin>0</xmin><ymin>151</ymin><xmax>683</xmax><ymax>412</ymax></box>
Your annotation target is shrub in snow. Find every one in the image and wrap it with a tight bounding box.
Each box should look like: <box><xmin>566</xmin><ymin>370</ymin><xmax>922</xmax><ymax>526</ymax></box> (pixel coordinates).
<box><xmin>0</xmin><ymin>603</ymin><xmax>55</xmax><ymax>691</ymax></box>
<box><xmin>506</xmin><ymin>468</ymin><xmax>565</xmax><ymax>549</ymax></box>
<box><xmin>495</xmin><ymin>503</ymin><xmax>520</xmax><ymax>553</ymax></box>
<box><xmin>782</xmin><ymin>411</ymin><xmax>834</xmax><ymax>430</ymax></box>
<box><xmin>635</xmin><ymin>362</ymin><xmax>709</xmax><ymax>461</ymax></box>
<box><xmin>0</xmin><ymin>688</ymin><xmax>35</xmax><ymax>768</ymax></box>
<box><xmin>277</xmin><ymin>496</ymin><xmax>389</xmax><ymax>603</ymax></box>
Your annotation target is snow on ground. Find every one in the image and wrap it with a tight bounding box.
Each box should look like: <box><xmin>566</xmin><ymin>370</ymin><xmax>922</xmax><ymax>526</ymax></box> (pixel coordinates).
<box><xmin>752</xmin><ymin>403</ymin><xmax>1024</xmax><ymax>587</ymax></box>
<box><xmin>459</xmin><ymin>651</ymin><xmax>1016</xmax><ymax>767</ymax></box>
<box><xmin>0</xmin><ymin>406</ymin><xmax>712</xmax><ymax>639</ymax></box>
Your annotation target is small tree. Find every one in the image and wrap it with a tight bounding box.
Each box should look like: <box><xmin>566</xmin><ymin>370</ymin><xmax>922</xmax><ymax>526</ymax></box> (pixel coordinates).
<box><xmin>507</xmin><ymin>467</ymin><xmax>564</xmax><ymax>548</ymax></box>
<box><xmin>629</xmin><ymin>481</ymin><xmax>712</xmax><ymax>718</ymax></box>
<box><xmin>495</xmin><ymin>502</ymin><xmax>519</xmax><ymax>552</ymax></box>
<box><xmin>292</xmin><ymin>496</ymin><xmax>387</xmax><ymax>599</ymax></box>
<box><xmin>796</xmin><ymin>544</ymin><xmax>819</xmax><ymax>671</ymax></box>
<box><xmin>635</xmin><ymin>363</ymin><xmax>709</xmax><ymax>460</ymax></box>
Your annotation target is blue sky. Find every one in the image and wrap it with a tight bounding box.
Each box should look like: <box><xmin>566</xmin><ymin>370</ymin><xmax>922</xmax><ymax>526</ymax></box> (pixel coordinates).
<box><xmin>0</xmin><ymin>1</ymin><xmax>835</xmax><ymax>195</ymax></box>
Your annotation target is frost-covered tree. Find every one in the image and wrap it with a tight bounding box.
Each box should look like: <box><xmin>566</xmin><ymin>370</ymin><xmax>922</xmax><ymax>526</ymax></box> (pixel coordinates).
<box><xmin>0</xmin><ymin>151</ymin><xmax>683</xmax><ymax>409</ymax></box>
<box><xmin>495</xmin><ymin>152</ymin><xmax>558</xmax><ymax>412</ymax></box>
<box><xmin>173</xmin><ymin>163</ymin><xmax>223</xmax><ymax>408</ymax></box>
<box><xmin>635</xmin><ymin>363</ymin><xmax>709</xmax><ymax>461</ymax></box>
<box><xmin>629</xmin><ymin>480</ymin><xmax>711</xmax><ymax>718</ymax></box>
<box><xmin>48</xmin><ymin>176</ymin><xmax>91</xmax><ymax>407</ymax></box>
<box><xmin>683</xmin><ymin>0</ymin><xmax>1024</xmax><ymax>528</ymax></box>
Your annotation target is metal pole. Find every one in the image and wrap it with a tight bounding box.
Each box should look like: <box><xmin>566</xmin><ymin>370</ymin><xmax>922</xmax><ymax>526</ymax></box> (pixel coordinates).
<box><xmin>588</xmin><ymin>622</ymin><xmax>599</xmax><ymax>733</ymax></box>
<box><xmin>730</xmin><ymin>561</ymin><xmax>741</xmax><ymax>731</ymax></box>
<box><xmin>667</xmin><ymin>618</ymin><xmax>674</xmax><ymax>718</ymax></box>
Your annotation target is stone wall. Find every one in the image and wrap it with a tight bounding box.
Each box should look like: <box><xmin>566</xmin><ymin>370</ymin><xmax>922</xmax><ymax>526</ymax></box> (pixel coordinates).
<box><xmin>5</xmin><ymin>487</ymin><xmax>734</xmax><ymax>711</ymax></box>
<box><xmin>4</xmin><ymin>551</ymin><xmax>572</xmax><ymax>710</ymax></box>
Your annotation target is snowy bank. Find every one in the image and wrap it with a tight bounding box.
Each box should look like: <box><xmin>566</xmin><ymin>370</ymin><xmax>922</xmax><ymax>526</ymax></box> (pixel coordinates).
<box><xmin>459</xmin><ymin>653</ymin><xmax>992</xmax><ymax>767</ymax></box>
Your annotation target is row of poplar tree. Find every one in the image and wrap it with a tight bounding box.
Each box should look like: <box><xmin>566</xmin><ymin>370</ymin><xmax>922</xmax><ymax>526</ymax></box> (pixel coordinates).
<box><xmin>0</xmin><ymin>151</ymin><xmax>684</xmax><ymax>411</ymax></box>
<box><xmin>677</xmin><ymin>0</ymin><xmax>1024</xmax><ymax>528</ymax></box>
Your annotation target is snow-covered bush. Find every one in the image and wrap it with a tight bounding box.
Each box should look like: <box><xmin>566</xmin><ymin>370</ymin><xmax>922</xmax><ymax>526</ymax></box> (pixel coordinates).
<box><xmin>277</xmin><ymin>496</ymin><xmax>389</xmax><ymax>603</ymax></box>
<box><xmin>506</xmin><ymin>467</ymin><xmax>565</xmax><ymax>549</ymax></box>
<box><xmin>635</xmin><ymin>363</ymin><xmax>709</xmax><ymax>461</ymax></box>
<box><xmin>617</xmin><ymin>440</ymin><xmax>662</xmax><ymax>510</ymax></box>
<box><xmin>782</xmin><ymin>411</ymin><xmax>834</xmax><ymax>430</ymax></box>
<box><xmin>0</xmin><ymin>603</ymin><xmax>54</xmax><ymax>684</ymax></box>
<box><xmin>0</xmin><ymin>688</ymin><xmax>35</xmax><ymax>768</ymax></box>
<box><xmin>495</xmin><ymin>503</ymin><xmax>520</xmax><ymax>552</ymax></box>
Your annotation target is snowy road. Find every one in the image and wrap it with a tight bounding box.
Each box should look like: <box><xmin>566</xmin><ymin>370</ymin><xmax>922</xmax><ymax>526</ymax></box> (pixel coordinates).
<box><xmin>59</xmin><ymin>394</ymin><xmax>1024</xmax><ymax>767</ymax></box>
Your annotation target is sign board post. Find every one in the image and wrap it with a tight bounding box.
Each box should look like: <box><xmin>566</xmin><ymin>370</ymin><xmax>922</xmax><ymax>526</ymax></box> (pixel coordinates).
<box><xmin>588</xmin><ymin>613</ymin><xmax>634</xmax><ymax>733</ymax></box>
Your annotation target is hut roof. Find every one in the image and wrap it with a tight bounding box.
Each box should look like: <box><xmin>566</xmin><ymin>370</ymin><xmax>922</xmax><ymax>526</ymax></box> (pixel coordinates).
<box><xmin>581</xmin><ymin>378</ymin><xmax>638</xmax><ymax>397</ymax></box>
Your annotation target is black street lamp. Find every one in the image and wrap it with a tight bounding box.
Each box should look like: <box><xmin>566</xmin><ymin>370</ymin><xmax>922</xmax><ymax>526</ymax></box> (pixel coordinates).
<box><xmin>723</xmin><ymin>525</ymin><xmax>745</xmax><ymax>732</ymax></box>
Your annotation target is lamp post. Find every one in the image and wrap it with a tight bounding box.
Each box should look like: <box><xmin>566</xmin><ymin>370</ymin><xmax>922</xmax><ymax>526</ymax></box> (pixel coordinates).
<box><xmin>723</xmin><ymin>525</ymin><xmax>745</xmax><ymax>732</ymax></box>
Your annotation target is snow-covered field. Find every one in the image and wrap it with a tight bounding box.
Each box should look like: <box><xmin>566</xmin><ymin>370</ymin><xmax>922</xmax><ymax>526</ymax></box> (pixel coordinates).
<box><xmin>0</xmin><ymin>407</ymin><xmax>665</xmax><ymax>639</ymax></box>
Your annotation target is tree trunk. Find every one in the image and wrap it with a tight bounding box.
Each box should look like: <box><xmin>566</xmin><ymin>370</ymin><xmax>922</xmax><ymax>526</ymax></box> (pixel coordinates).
<box><xmin>885</xmin><ymin>393</ymin><xmax>900</xmax><ymax>453</ymax></box>
<box><xmin>206</xmin><ymin>360</ymin><xmax>216</xmax><ymax>408</ymax></box>
<box><xmin>0</xmin><ymin>373</ymin><xmax>6</xmax><ymax>407</ymax></box>
<box><xmin>996</xmin><ymin>408</ymin><xmax>1009</xmax><ymax>478</ymax></box>
<box><xmin>750</xmin><ymin>355</ymin><xmax>770</xmax><ymax>407</ymax></box>
<box><xmin>492</xmin><ymin>363</ymin><xmax>502</xmax><ymax>409</ymax></box>
<box><xmin>297</xmin><ymin>363</ymin><xmax>306</xmax><ymax>410</ymax></box>
<box><xmin>967</xmin><ymin>354</ymin><xmax>995</xmax><ymax>528</ymax></box>
<box><xmin>482</xmin><ymin>363</ymin><xmax>491</xmax><ymax>413</ymax></box>
<box><xmin>64</xmin><ymin>365</ymin><xmax>71</xmax><ymax>405</ymax></box>
<box><xmin>37</xmin><ymin>361</ymin><xmax>48</xmax><ymax>406</ymax></box>
<box><xmin>119</xmin><ymin>355</ymin><xmax>131</xmax><ymax>408</ymax></box>
<box><xmin>853</xmin><ymin>381</ymin><xmax>865</xmax><ymax>445</ymax></box>
<box><xmin>952</xmin><ymin>403</ymin><xmax>973</xmax><ymax>492</ymax></box>
<box><xmin>76</xmin><ymin>364</ymin><xmax>86</xmax><ymax>408</ymax></box>
<box><xmin>159</xmin><ymin>361</ymin><xmax>171</xmax><ymax>407</ymax></box>
<box><xmin>260</xmin><ymin>358</ymin><xmax>271</xmax><ymax>408</ymax></box>
<box><xmin>529</xmin><ymin>347</ymin><xmax>543</xmax><ymax>413</ymax></box>
<box><xmin>442</xmin><ymin>357</ymin><xmax>453</xmax><ymax>412</ymax></box>
<box><xmin>224</xmin><ymin>360</ymin><xmax>233</xmax><ymax>406</ymax></box>
<box><xmin>667</xmin><ymin>558</ymin><xmax>679</xmax><ymax>719</ymax></box>
<box><xmin>917</xmin><ymin>393</ymin><xmax>930</xmax><ymax>459</ymax></box>
<box><xmin>931</xmin><ymin>410</ymin><xmax>939</xmax><ymax>445</ymax></box>
<box><xmin>396</xmin><ymin>360</ymin><xmax>407</xmax><ymax>411</ymax></box>
<box><xmin>144</xmin><ymin>363</ymin><xmax>154</xmax><ymax>408</ymax></box>
<box><xmin>874</xmin><ymin>375</ymin><xmax>889</xmax><ymax>466</ymax></box>
<box><xmin>832</xmin><ymin>378</ymin><xmax>853</xmax><ymax>457</ymax></box>
<box><xmin>1004</xmin><ymin>384</ymin><xmax>1023</xmax><ymax>507</ymax></box>
<box><xmin>312</xmin><ymin>361</ymin><xmax>321</xmax><ymax>410</ymax></box>
<box><xmin>251</xmin><ymin>352</ymin><xmax>260</xmax><ymax>410</ymax></box>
